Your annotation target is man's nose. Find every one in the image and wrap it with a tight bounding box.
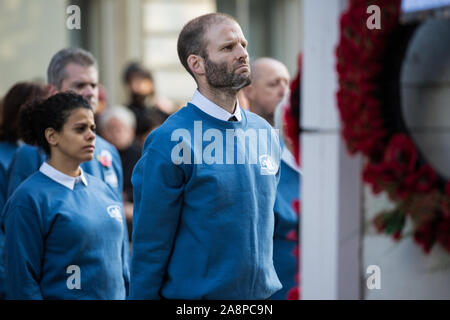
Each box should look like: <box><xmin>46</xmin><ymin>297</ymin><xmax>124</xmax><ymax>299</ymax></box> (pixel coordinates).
<box><xmin>81</xmin><ymin>85</ymin><xmax>95</xmax><ymax>100</ymax></box>
<box><xmin>236</xmin><ymin>44</ymin><xmax>249</xmax><ymax>61</ymax></box>
<box><xmin>278</xmin><ymin>84</ymin><xmax>288</xmax><ymax>97</ymax></box>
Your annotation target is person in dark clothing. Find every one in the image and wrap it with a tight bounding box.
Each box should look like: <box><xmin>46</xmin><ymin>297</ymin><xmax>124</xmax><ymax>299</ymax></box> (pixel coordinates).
<box><xmin>122</xmin><ymin>62</ymin><xmax>171</xmax><ymax>148</ymax></box>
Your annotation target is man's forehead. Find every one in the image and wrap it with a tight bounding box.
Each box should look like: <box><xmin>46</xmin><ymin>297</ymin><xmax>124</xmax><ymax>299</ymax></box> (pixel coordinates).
<box><xmin>64</xmin><ymin>63</ymin><xmax>98</xmax><ymax>82</ymax></box>
<box><xmin>254</xmin><ymin>60</ymin><xmax>290</xmax><ymax>80</ymax></box>
<box><xmin>206</xmin><ymin>19</ymin><xmax>245</xmax><ymax>43</ymax></box>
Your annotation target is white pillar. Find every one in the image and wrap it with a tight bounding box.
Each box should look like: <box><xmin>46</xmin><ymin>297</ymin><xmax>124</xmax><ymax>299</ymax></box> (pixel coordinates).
<box><xmin>300</xmin><ymin>0</ymin><xmax>362</xmax><ymax>299</ymax></box>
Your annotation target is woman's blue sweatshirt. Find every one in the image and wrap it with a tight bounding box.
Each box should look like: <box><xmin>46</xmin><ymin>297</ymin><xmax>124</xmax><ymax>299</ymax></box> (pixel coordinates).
<box><xmin>1</xmin><ymin>170</ymin><xmax>129</xmax><ymax>299</ymax></box>
<box><xmin>5</xmin><ymin>135</ymin><xmax>123</xmax><ymax>200</ymax></box>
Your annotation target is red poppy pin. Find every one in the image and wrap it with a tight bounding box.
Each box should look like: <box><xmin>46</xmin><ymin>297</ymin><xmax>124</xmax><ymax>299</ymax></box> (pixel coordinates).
<box><xmin>97</xmin><ymin>150</ymin><xmax>112</xmax><ymax>168</ymax></box>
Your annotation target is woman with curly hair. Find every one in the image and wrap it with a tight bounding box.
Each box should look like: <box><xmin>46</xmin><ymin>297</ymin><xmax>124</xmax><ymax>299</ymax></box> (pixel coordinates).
<box><xmin>1</xmin><ymin>92</ymin><xmax>129</xmax><ymax>299</ymax></box>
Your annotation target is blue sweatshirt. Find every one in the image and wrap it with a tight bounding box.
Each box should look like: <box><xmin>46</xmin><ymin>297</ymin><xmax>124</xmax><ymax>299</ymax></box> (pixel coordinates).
<box><xmin>1</xmin><ymin>137</ymin><xmax>127</xmax><ymax>299</ymax></box>
<box><xmin>0</xmin><ymin>164</ymin><xmax>4</xmax><ymax>299</ymax></box>
<box><xmin>271</xmin><ymin>159</ymin><xmax>301</xmax><ymax>300</ymax></box>
<box><xmin>1</xmin><ymin>169</ymin><xmax>129</xmax><ymax>299</ymax></box>
<box><xmin>0</xmin><ymin>142</ymin><xmax>18</xmax><ymax>174</ymax></box>
<box><xmin>0</xmin><ymin>142</ymin><xmax>18</xmax><ymax>209</ymax></box>
<box><xmin>129</xmin><ymin>103</ymin><xmax>282</xmax><ymax>300</ymax></box>
<box><xmin>0</xmin><ymin>164</ymin><xmax>5</xmax><ymax>213</ymax></box>
<box><xmin>6</xmin><ymin>135</ymin><xmax>123</xmax><ymax>200</ymax></box>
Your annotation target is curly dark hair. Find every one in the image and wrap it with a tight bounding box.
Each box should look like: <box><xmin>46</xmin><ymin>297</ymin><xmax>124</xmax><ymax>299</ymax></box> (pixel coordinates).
<box><xmin>0</xmin><ymin>82</ymin><xmax>48</xmax><ymax>143</ymax></box>
<box><xmin>19</xmin><ymin>92</ymin><xmax>93</xmax><ymax>154</ymax></box>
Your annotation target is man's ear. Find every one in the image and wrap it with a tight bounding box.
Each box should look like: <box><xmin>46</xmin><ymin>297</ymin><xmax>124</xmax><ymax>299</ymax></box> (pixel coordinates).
<box><xmin>187</xmin><ymin>54</ymin><xmax>205</xmax><ymax>76</ymax></box>
<box><xmin>47</xmin><ymin>85</ymin><xmax>59</xmax><ymax>97</ymax></box>
<box><xmin>45</xmin><ymin>128</ymin><xmax>59</xmax><ymax>148</ymax></box>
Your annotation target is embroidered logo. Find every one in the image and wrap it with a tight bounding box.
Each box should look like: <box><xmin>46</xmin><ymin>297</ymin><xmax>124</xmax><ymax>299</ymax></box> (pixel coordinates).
<box><xmin>259</xmin><ymin>154</ymin><xmax>278</xmax><ymax>175</ymax></box>
<box><xmin>97</xmin><ymin>149</ymin><xmax>112</xmax><ymax>168</ymax></box>
<box><xmin>107</xmin><ymin>205</ymin><xmax>123</xmax><ymax>222</ymax></box>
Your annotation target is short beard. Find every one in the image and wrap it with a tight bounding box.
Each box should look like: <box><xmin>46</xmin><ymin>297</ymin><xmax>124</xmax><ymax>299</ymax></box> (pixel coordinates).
<box><xmin>203</xmin><ymin>55</ymin><xmax>251</xmax><ymax>92</ymax></box>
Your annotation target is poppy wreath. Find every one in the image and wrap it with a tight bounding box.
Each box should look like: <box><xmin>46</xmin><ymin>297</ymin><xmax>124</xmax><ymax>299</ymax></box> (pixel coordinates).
<box><xmin>335</xmin><ymin>0</ymin><xmax>450</xmax><ymax>254</ymax></box>
<box><xmin>283</xmin><ymin>53</ymin><xmax>302</xmax><ymax>299</ymax></box>
<box><xmin>284</xmin><ymin>53</ymin><xmax>302</xmax><ymax>168</ymax></box>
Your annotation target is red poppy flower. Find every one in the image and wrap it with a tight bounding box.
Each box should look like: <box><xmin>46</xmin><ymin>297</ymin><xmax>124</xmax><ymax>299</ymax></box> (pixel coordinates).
<box><xmin>413</xmin><ymin>222</ymin><xmax>437</xmax><ymax>254</ymax></box>
<box><xmin>287</xmin><ymin>287</ymin><xmax>299</xmax><ymax>300</ymax></box>
<box><xmin>383</xmin><ymin>134</ymin><xmax>417</xmax><ymax>173</ymax></box>
<box><xmin>436</xmin><ymin>217</ymin><xmax>450</xmax><ymax>252</ymax></box>
<box><xmin>286</xmin><ymin>230</ymin><xmax>298</xmax><ymax>242</ymax></box>
<box><xmin>291</xmin><ymin>199</ymin><xmax>300</xmax><ymax>216</ymax></box>
<box><xmin>404</xmin><ymin>165</ymin><xmax>438</xmax><ymax>194</ymax></box>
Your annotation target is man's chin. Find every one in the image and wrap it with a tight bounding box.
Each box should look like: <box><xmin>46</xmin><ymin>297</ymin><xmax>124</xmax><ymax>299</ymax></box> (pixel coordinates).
<box><xmin>232</xmin><ymin>77</ymin><xmax>251</xmax><ymax>91</ymax></box>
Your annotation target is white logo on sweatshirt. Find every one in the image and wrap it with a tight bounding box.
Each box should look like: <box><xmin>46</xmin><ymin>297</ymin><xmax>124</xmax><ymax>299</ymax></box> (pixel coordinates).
<box><xmin>259</xmin><ymin>154</ymin><xmax>278</xmax><ymax>175</ymax></box>
<box><xmin>107</xmin><ymin>205</ymin><xmax>123</xmax><ymax>222</ymax></box>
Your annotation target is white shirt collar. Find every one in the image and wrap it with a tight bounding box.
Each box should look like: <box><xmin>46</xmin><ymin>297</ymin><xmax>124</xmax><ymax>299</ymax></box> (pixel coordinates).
<box><xmin>189</xmin><ymin>89</ymin><xmax>242</xmax><ymax>121</ymax></box>
<box><xmin>281</xmin><ymin>146</ymin><xmax>302</xmax><ymax>175</ymax></box>
<box><xmin>39</xmin><ymin>162</ymin><xmax>88</xmax><ymax>190</ymax></box>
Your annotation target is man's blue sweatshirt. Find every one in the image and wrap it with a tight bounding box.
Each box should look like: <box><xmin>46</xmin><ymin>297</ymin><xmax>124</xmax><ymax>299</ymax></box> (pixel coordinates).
<box><xmin>129</xmin><ymin>103</ymin><xmax>282</xmax><ymax>300</ymax></box>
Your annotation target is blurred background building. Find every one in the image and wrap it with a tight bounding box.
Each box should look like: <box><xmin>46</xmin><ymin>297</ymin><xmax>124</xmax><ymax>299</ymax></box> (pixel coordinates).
<box><xmin>0</xmin><ymin>0</ymin><xmax>303</xmax><ymax>110</ymax></box>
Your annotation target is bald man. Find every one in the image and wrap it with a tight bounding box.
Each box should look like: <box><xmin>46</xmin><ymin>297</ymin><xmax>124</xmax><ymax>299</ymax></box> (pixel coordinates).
<box><xmin>243</xmin><ymin>57</ymin><xmax>290</xmax><ymax>126</ymax></box>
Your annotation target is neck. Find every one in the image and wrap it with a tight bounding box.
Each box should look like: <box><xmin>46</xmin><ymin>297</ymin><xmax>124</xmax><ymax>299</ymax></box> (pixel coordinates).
<box><xmin>48</xmin><ymin>151</ymin><xmax>82</xmax><ymax>177</ymax></box>
<box><xmin>198</xmin><ymin>86</ymin><xmax>238</xmax><ymax>114</ymax></box>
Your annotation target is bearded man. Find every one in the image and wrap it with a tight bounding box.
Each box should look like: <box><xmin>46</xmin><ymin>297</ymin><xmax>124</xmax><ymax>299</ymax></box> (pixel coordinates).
<box><xmin>129</xmin><ymin>13</ymin><xmax>282</xmax><ymax>300</ymax></box>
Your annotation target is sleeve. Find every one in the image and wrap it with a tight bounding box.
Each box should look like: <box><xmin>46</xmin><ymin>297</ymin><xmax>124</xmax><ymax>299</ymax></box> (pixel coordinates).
<box><xmin>128</xmin><ymin>147</ymin><xmax>185</xmax><ymax>300</ymax></box>
<box><xmin>0</xmin><ymin>164</ymin><xmax>6</xmax><ymax>210</ymax></box>
<box><xmin>0</xmin><ymin>166</ymin><xmax>6</xmax><ymax>299</ymax></box>
<box><xmin>111</xmin><ymin>146</ymin><xmax>124</xmax><ymax>200</ymax></box>
<box><xmin>2</xmin><ymin>204</ymin><xmax>45</xmax><ymax>299</ymax></box>
<box><xmin>122</xmin><ymin>230</ymin><xmax>130</xmax><ymax>297</ymax></box>
<box><xmin>0</xmin><ymin>230</ymin><xmax>5</xmax><ymax>299</ymax></box>
<box><xmin>6</xmin><ymin>148</ymin><xmax>42</xmax><ymax>198</ymax></box>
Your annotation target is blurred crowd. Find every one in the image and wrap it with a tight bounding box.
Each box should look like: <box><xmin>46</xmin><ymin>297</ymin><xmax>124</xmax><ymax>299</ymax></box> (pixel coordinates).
<box><xmin>0</xmin><ymin>57</ymin><xmax>171</xmax><ymax>239</ymax></box>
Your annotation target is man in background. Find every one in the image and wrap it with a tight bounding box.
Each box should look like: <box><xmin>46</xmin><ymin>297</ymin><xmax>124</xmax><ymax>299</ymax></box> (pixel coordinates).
<box><xmin>243</xmin><ymin>57</ymin><xmax>290</xmax><ymax>126</ymax></box>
